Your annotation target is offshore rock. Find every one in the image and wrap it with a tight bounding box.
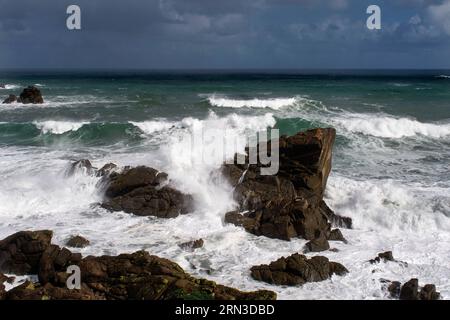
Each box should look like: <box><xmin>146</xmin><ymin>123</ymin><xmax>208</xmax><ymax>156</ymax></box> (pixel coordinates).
<box><xmin>223</xmin><ymin>128</ymin><xmax>351</xmax><ymax>242</ymax></box>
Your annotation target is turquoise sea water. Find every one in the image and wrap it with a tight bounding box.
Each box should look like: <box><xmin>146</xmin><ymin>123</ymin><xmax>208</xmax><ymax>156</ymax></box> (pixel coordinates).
<box><xmin>0</xmin><ymin>71</ymin><xmax>449</xmax><ymax>299</ymax></box>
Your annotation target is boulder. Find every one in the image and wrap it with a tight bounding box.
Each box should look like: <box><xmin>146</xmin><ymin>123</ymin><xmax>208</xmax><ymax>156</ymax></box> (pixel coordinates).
<box><xmin>66</xmin><ymin>235</ymin><xmax>90</xmax><ymax>248</ymax></box>
<box><xmin>304</xmin><ymin>234</ymin><xmax>330</xmax><ymax>253</ymax></box>
<box><xmin>17</xmin><ymin>86</ymin><xmax>44</xmax><ymax>104</ymax></box>
<box><xmin>0</xmin><ymin>231</ymin><xmax>277</xmax><ymax>300</ymax></box>
<box><xmin>250</xmin><ymin>253</ymin><xmax>348</xmax><ymax>286</ymax></box>
<box><xmin>96</xmin><ymin>163</ymin><xmax>118</xmax><ymax>177</ymax></box>
<box><xmin>101</xmin><ymin>166</ymin><xmax>194</xmax><ymax>218</ymax></box>
<box><xmin>2</xmin><ymin>94</ymin><xmax>17</xmax><ymax>104</ymax></box>
<box><xmin>419</xmin><ymin>284</ymin><xmax>440</xmax><ymax>301</ymax></box>
<box><xmin>399</xmin><ymin>278</ymin><xmax>419</xmax><ymax>300</ymax></box>
<box><xmin>222</xmin><ymin>128</ymin><xmax>351</xmax><ymax>241</ymax></box>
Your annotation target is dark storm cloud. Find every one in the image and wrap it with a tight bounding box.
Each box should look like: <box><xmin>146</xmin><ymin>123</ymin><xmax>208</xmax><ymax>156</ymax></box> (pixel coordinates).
<box><xmin>0</xmin><ymin>0</ymin><xmax>449</xmax><ymax>69</ymax></box>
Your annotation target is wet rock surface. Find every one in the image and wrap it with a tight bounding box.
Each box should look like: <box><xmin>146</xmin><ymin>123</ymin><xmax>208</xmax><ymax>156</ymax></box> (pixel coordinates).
<box><xmin>223</xmin><ymin>128</ymin><xmax>352</xmax><ymax>243</ymax></box>
<box><xmin>0</xmin><ymin>231</ymin><xmax>276</xmax><ymax>300</ymax></box>
<box><xmin>101</xmin><ymin>166</ymin><xmax>194</xmax><ymax>218</ymax></box>
<box><xmin>179</xmin><ymin>239</ymin><xmax>204</xmax><ymax>251</ymax></box>
<box><xmin>250</xmin><ymin>253</ymin><xmax>348</xmax><ymax>286</ymax></box>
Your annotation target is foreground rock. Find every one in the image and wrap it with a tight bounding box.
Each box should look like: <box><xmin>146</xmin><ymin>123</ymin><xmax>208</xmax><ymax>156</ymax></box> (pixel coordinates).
<box><xmin>384</xmin><ymin>278</ymin><xmax>440</xmax><ymax>300</ymax></box>
<box><xmin>251</xmin><ymin>253</ymin><xmax>348</xmax><ymax>286</ymax></box>
<box><xmin>0</xmin><ymin>230</ymin><xmax>276</xmax><ymax>300</ymax></box>
<box><xmin>101</xmin><ymin>166</ymin><xmax>194</xmax><ymax>218</ymax></box>
<box><xmin>223</xmin><ymin>128</ymin><xmax>351</xmax><ymax>244</ymax></box>
<box><xmin>2</xmin><ymin>86</ymin><xmax>44</xmax><ymax>104</ymax></box>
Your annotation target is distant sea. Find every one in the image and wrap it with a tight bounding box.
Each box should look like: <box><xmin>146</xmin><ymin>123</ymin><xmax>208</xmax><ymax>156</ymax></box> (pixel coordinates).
<box><xmin>1</xmin><ymin>71</ymin><xmax>449</xmax><ymax>299</ymax></box>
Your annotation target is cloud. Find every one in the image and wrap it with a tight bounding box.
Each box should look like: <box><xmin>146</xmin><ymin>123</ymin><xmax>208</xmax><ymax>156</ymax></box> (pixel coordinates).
<box><xmin>428</xmin><ymin>0</ymin><xmax>450</xmax><ymax>35</ymax></box>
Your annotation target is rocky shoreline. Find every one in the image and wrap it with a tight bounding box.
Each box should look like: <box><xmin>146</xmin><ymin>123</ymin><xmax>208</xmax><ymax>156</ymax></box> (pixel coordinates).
<box><xmin>0</xmin><ymin>124</ymin><xmax>442</xmax><ymax>300</ymax></box>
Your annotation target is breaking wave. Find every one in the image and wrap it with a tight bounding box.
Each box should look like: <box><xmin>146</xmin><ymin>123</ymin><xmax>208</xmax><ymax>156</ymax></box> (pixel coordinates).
<box><xmin>206</xmin><ymin>94</ymin><xmax>299</xmax><ymax>109</ymax></box>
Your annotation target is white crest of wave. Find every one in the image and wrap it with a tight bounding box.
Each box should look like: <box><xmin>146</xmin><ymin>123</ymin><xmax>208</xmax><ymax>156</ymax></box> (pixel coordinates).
<box><xmin>207</xmin><ymin>94</ymin><xmax>298</xmax><ymax>109</ymax></box>
<box><xmin>436</xmin><ymin>75</ymin><xmax>450</xmax><ymax>79</ymax></box>
<box><xmin>129</xmin><ymin>120</ymin><xmax>177</xmax><ymax>135</ymax></box>
<box><xmin>34</xmin><ymin>120</ymin><xmax>88</xmax><ymax>134</ymax></box>
<box><xmin>334</xmin><ymin>114</ymin><xmax>450</xmax><ymax>139</ymax></box>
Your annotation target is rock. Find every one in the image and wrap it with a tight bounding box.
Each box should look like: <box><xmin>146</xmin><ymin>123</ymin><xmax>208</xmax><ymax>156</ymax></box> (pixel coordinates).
<box><xmin>66</xmin><ymin>235</ymin><xmax>90</xmax><ymax>248</ymax></box>
<box><xmin>17</xmin><ymin>86</ymin><xmax>44</xmax><ymax>104</ymax></box>
<box><xmin>369</xmin><ymin>251</ymin><xmax>395</xmax><ymax>264</ymax></box>
<box><xmin>0</xmin><ymin>84</ymin><xmax>5</xmax><ymax>89</ymax></box>
<box><xmin>179</xmin><ymin>239</ymin><xmax>204</xmax><ymax>251</ymax></box>
<box><xmin>67</xmin><ymin>159</ymin><xmax>95</xmax><ymax>176</ymax></box>
<box><xmin>101</xmin><ymin>166</ymin><xmax>194</xmax><ymax>218</ymax></box>
<box><xmin>223</xmin><ymin>128</ymin><xmax>351</xmax><ymax>242</ymax></box>
<box><xmin>328</xmin><ymin>229</ymin><xmax>347</xmax><ymax>243</ymax></box>
<box><xmin>319</xmin><ymin>201</ymin><xmax>353</xmax><ymax>229</ymax></box>
<box><xmin>250</xmin><ymin>253</ymin><xmax>348</xmax><ymax>286</ymax></box>
<box><xmin>2</xmin><ymin>94</ymin><xmax>17</xmax><ymax>104</ymax></box>
<box><xmin>0</xmin><ymin>231</ymin><xmax>276</xmax><ymax>300</ymax></box>
<box><xmin>387</xmin><ymin>281</ymin><xmax>401</xmax><ymax>298</ymax></box>
<box><xmin>420</xmin><ymin>284</ymin><xmax>440</xmax><ymax>301</ymax></box>
<box><xmin>304</xmin><ymin>235</ymin><xmax>330</xmax><ymax>252</ymax></box>
<box><xmin>0</xmin><ymin>230</ymin><xmax>53</xmax><ymax>275</ymax></box>
<box><xmin>96</xmin><ymin>163</ymin><xmax>118</xmax><ymax>177</ymax></box>
<box><xmin>399</xmin><ymin>279</ymin><xmax>419</xmax><ymax>300</ymax></box>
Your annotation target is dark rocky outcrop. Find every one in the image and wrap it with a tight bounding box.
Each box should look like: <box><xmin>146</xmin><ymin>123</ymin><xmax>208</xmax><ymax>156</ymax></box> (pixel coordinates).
<box><xmin>2</xmin><ymin>86</ymin><xmax>43</xmax><ymax>104</ymax></box>
<box><xmin>304</xmin><ymin>235</ymin><xmax>330</xmax><ymax>253</ymax></box>
<box><xmin>222</xmin><ymin>128</ymin><xmax>351</xmax><ymax>244</ymax></box>
<box><xmin>96</xmin><ymin>163</ymin><xmax>118</xmax><ymax>177</ymax></box>
<box><xmin>250</xmin><ymin>253</ymin><xmax>348</xmax><ymax>286</ymax></box>
<box><xmin>66</xmin><ymin>235</ymin><xmax>90</xmax><ymax>248</ymax></box>
<box><xmin>0</xmin><ymin>230</ymin><xmax>276</xmax><ymax>300</ymax></box>
<box><xmin>179</xmin><ymin>239</ymin><xmax>204</xmax><ymax>251</ymax></box>
<box><xmin>67</xmin><ymin>159</ymin><xmax>95</xmax><ymax>176</ymax></box>
<box><xmin>383</xmin><ymin>278</ymin><xmax>440</xmax><ymax>300</ymax></box>
<box><xmin>101</xmin><ymin>166</ymin><xmax>194</xmax><ymax>218</ymax></box>
<box><xmin>18</xmin><ymin>86</ymin><xmax>44</xmax><ymax>104</ymax></box>
<box><xmin>2</xmin><ymin>94</ymin><xmax>17</xmax><ymax>104</ymax></box>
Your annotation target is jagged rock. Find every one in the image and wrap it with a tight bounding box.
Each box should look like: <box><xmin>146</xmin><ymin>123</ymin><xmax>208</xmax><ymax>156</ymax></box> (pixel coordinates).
<box><xmin>68</xmin><ymin>159</ymin><xmax>95</xmax><ymax>176</ymax></box>
<box><xmin>17</xmin><ymin>86</ymin><xmax>44</xmax><ymax>104</ymax></box>
<box><xmin>318</xmin><ymin>201</ymin><xmax>353</xmax><ymax>229</ymax></box>
<box><xmin>328</xmin><ymin>229</ymin><xmax>347</xmax><ymax>243</ymax></box>
<box><xmin>250</xmin><ymin>253</ymin><xmax>348</xmax><ymax>286</ymax></box>
<box><xmin>66</xmin><ymin>235</ymin><xmax>90</xmax><ymax>248</ymax></box>
<box><xmin>223</xmin><ymin>128</ymin><xmax>351</xmax><ymax>241</ymax></box>
<box><xmin>0</xmin><ymin>230</ymin><xmax>53</xmax><ymax>275</ymax></box>
<box><xmin>0</xmin><ymin>231</ymin><xmax>276</xmax><ymax>300</ymax></box>
<box><xmin>101</xmin><ymin>166</ymin><xmax>194</xmax><ymax>218</ymax></box>
<box><xmin>369</xmin><ymin>251</ymin><xmax>395</xmax><ymax>264</ymax></box>
<box><xmin>179</xmin><ymin>239</ymin><xmax>204</xmax><ymax>251</ymax></box>
<box><xmin>304</xmin><ymin>235</ymin><xmax>330</xmax><ymax>252</ymax></box>
<box><xmin>2</xmin><ymin>94</ymin><xmax>17</xmax><ymax>104</ymax></box>
<box><xmin>96</xmin><ymin>163</ymin><xmax>118</xmax><ymax>177</ymax></box>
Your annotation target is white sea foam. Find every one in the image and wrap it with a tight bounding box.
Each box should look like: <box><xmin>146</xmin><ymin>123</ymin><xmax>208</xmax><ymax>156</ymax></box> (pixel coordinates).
<box><xmin>333</xmin><ymin>114</ymin><xmax>450</xmax><ymax>139</ymax></box>
<box><xmin>0</xmin><ymin>84</ymin><xmax>20</xmax><ymax>90</ymax></box>
<box><xmin>206</xmin><ymin>94</ymin><xmax>298</xmax><ymax>109</ymax></box>
<box><xmin>129</xmin><ymin>120</ymin><xmax>177</xmax><ymax>135</ymax></box>
<box><xmin>34</xmin><ymin>120</ymin><xmax>88</xmax><ymax>134</ymax></box>
<box><xmin>436</xmin><ymin>75</ymin><xmax>450</xmax><ymax>79</ymax></box>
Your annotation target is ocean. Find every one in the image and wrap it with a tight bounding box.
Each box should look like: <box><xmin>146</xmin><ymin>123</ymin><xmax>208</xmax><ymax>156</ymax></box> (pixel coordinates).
<box><xmin>1</xmin><ymin>71</ymin><xmax>449</xmax><ymax>299</ymax></box>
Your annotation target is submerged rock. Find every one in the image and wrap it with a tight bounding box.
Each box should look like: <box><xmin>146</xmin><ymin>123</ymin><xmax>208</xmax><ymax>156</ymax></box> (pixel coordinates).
<box><xmin>2</xmin><ymin>94</ymin><xmax>17</xmax><ymax>104</ymax></box>
<box><xmin>101</xmin><ymin>166</ymin><xmax>194</xmax><ymax>218</ymax></box>
<box><xmin>250</xmin><ymin>253</ymin><xmax>348</xmax><ymax>286</ymax></box>
<box><xmin>179</xmin><ymin>239</ymin><xmax>204</xmax><ymax>251</ymax></box>
<box><xmin>223</xmin><ymin>128</ymin><xmax>351</xmax><ymax>242</ymax></box>
<box><xmin>66</xmin><ymin>235</ymin><xmax>90</xmax><ymax>248</ymax></box>
<box><xmin>0</xmin><ymin>231</ymin><xmax>276</xmax><ymax>300</ymax></box>
<box><xmin>369</xmin><ymin>251</ymin><xmax>395</xmax><ymax>264</ymax></box>
<box><xmin>67</xmin><ymin>159</ymin><xmax>95</xmax><ymax>176</ymax></box>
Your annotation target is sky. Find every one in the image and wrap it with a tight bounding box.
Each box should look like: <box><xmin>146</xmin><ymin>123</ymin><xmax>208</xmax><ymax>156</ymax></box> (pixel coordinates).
<box><xmin>1</xmin><ymin>0</ymin><xmax>450</xmax><ymax>70</ymax></box>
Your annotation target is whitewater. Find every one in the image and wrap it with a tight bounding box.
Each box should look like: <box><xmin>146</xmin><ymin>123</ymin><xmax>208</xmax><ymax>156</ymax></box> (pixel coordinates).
<box><xmin>0</xmin><ymin>73</ymin><xmax>449</xmax><ymax>299</ymax></box>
